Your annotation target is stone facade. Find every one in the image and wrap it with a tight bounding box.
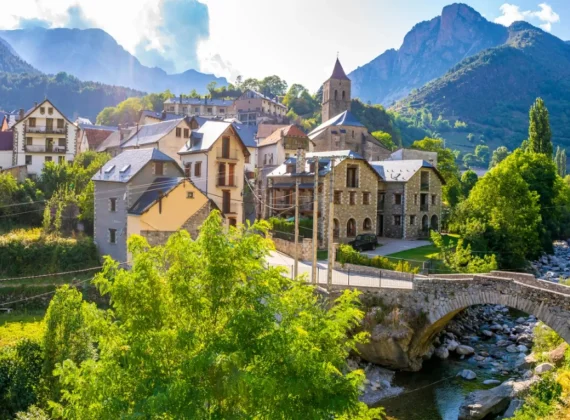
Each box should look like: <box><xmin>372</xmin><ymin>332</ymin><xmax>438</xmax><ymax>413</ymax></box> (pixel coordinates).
<box><xmin>322</xmin><ymin>77</ymin><xmax>351</xmax><ymax>122</ymax></box>
<box><xmin>311</xmin><ymin>125</ymin><xmax>391</xmax><ymax>162</ymax></box>
<box><xmin>272</xmin><ymin>237</ymin><xmax>314</xmax><ymax>261</ymax></box>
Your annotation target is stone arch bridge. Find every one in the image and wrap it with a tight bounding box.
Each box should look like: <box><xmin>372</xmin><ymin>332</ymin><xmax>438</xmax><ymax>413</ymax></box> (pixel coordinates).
<box><xmin>332</xmin><ymin>270</ymin><xmax>570</xmax><ymax>370</ymax></box>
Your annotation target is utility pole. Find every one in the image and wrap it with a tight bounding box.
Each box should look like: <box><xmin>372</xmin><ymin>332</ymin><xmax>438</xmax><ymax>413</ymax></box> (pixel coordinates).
<box><xmin>294</xmin><ymin>177</ymin><xmax>300</xmax><ymax>279</ymax></box>
<box><xmin>312</xmin><ymin>157</ymin><xmax>319</xmax><ymax>285</ymax></box>
<box><xmin>327</xmin><ymin>160</ymin><xmax>335</xmax><ymax>290</ymax></box>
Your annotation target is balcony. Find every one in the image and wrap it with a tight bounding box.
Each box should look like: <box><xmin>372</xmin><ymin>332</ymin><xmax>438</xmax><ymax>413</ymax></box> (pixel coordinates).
<box><xmin>26</xmin><ymin>125</ymin><xmax>66</xmax><ymax>135</ymax></box>
<box><xmin>24</xmin><ymin>144</ymin><xmax>67</xmax><ymax>153</ymax></box>
<box><xmin>420</xmin><ymin>183</ymin><xmax>430</xmax><ymax>191</ymax></box>
<box><xmin>222</xmin><ymin>203</ymin><xmax>240</xmax><ymax>215</ymax></box>
<box><xmin>216</xmin><ymin>148</ymin><xmax>239</xmax><ymax>160</ymax></box>
<box><xmin>420</xmin><ymin>204</ymin><xmax>429</xmax><ymax>212</ymax></box>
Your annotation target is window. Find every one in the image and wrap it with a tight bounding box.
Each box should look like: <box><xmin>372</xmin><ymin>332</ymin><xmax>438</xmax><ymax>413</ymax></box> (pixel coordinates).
<box><xmin>48</xmin><ymin>107</ymin><xmax>53</xmax><ymax>115</ymax></box>
<box><xmin>394</xmin><ymin>194</ymin><xmax>402</xmax><ymax>205</ymax></box>
<box><xmin>347</xmin><ymin>218</ymin><xmax>356</xmax><ymax>237</ymax></box>
<box><xmin>57</xmin><ymin>118</ymin><xmax>64</xmax><ymax>128</ymax></box>
<box><xmin>222</xmin><ymin>136</ymin><xmax>230</xmax><ymax>158</ymax></box>
<box><xmin>219</xmin><ymin>108</ymin><xmax>225</xmax><ymax>114</ymax></box>
<box><xmin>58</xmin><ymin>156</ymin><xmax>64</xmax><ymax>164</ymax></box>
<box><xmin>334</xmin><ymin>90</ymin><xmax>338</xmax><ymax>100</ymax></box>
<box><xmin>410</xmin><ymin>215</ymin><xmax>416</xmax><ymax>225</ymax></box>
<box><xmin>195</xmin><ymin>162</ymin><xmax>202</xmax><ymax>177</ymax></box>
<box><xmin>334</xmin><ymin>191</ymin><xmax>342</xmax><ymax>205</ymax></box>
<box><xmin>176</xmin><ymin>127</ymin><xmax>182</xmax><ymax>137</ymax></box>
<box><xmin>432</xmin><ymin>194</ymin><xmax>437</xmax><ymax>205</ymax></box>
<box><xmin>45</xmin><ymin>156</ymin><xmax>52</xmax><ymax>162</ymax></box>
<box><xmin>286</xmin><ymin>164</ymin><xmax>295</xmax><ymax>174</ymax></box>
<box><xmin>414</xmin><ymin>194</ymin><xmax>418</xmax><ymax>205</ymax></box>
<box><xmin>187</xmin><ymin>191</ymin><xmax>194</xmax><ymax>199</ymax></box>
<box><xmin>183</xmin><ymin>128</ymin><xmax>189</xmax><ymax>138</ymax></box>
<box><xmin>333</xmin><ymin>219</ymin><xmax>340</xmax><ymax>238</ymax></box>
<box><xmin>346</xmin><ymin>166</ymin><xmax>358</xmax><ymax>188</ymax></box>
<box><xmin>228</xmin><ymin>163</ymin><xmax>235</xmax><ymax>186</ymax></box>
<box><xmin>228</xmin><ymin>218</ymin><xmax>237</xmax><ymax>227</ymax></box>
<box><xmin>58</xmin><ymin>138</ymin><xmax>66</xmax><ymax>147</ymax></box>
<box><xmin>109</xmin><ymin>229</ymin><xmax>117</xmax><ymax>244</ymax></box>
<box><xmin>218</xmin><ymin>163</ymin><xmax>226</xmax><ymax>186</ymax></box>
<box><xmin>184</xmin><ymin>162</ymin><xmax>192</xmax><ymax>178</ymax></box>
<box><xmin>342</xmin><ymin>91</ymin><xmax>346</xmax><ymax>100</ymax></box>
<box><xmin>26</xmin><ymin>137</ymin><xmax>32</xmax><ymax>145</ymax></box>
<box><xmin>264</xmin><ymin>154</ymin><xmax>267</xmax><ymax>165</ymax></box>
<box><xmin>207</xmin><ymin>107</ymin><xmax>213</xmax><ymax>113</ymax></box>
<box><xmin>40</xmin><ymin>107</ymin><xmax>45</xmax><ymax>114</ymax></box>
<box><xmin>28</xmin><ymin>118</ymin><xmax>36</xmax><ymax>127</ymax></box>
<box><xmin>363</xmin><ymin>192</ymin><xmax>370</xmax><ymax>205</ymax></box>
<box><xmin>363</xmin><ymin>218</ymin><xmax>372</xmax><ymax>231</ymax></box>
<box><xmin>349</xmin><ymin>192</ymin><xmax>356</xmax><ymax>205</ymax></box>
<box><xmin>25</xmin><ymin>155</ymin><xmax>32</xmax><ymax>165</ymax></box>
<box><xmin>394</xmin><ymin>215</ymin><xmax>401</xmax><ymax>226</ymax></box>
<box><xmin>194</xmin><ymin>107</ymin><xmax>199</xmax><ymax>113</ymax></box>
<box><xmin>245</xmin><ymin>155</ymin><xmax>250</xmax><ymax>164</ymax></box>
<box><xmin>155</xmin><ymin>162</ymin><xmax>164</xmax><ymax>176</ymax></box>
<box><xmin>110</xmin><ymin>198</ymin><xmax>117</xmax><ymax>212</ymax></box>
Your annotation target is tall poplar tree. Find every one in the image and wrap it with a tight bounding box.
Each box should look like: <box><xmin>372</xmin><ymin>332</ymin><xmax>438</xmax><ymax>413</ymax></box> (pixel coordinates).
<box><xmin>555</xmin><ymin>146</ymin><xmax>567</xmax><ymax>177</ymax></box>
<box><xmin>528</xmin><ymin>98</ymin><xmax>553</xmax><ymax>156</ymax></box>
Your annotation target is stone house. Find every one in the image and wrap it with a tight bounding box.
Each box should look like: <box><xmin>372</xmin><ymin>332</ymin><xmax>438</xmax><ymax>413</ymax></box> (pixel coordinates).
<box><xmin>371</xmin><ymin>160</ymin><xmax>445</xmax><ymax>239</ymax></box>
<box><xmin>11</xmin><ymin>99</ymin><xmax>78</xmax><ymax>176</ymax></box>
<box><xmin>178</xmin><ymin>121</ymin><xmax>250</xmax><ymax>227</ymax></box>
<box><xmin>234</xmin><ymin>90</ymin><xmax>287</xmax><ymax>126</ymax></box>
<box><xmin>308</xmin><ymin>59</ymin><xmax>391</xmax><ymax>162</ymax></box>
<box><xmin>121</xmin><ymin>118</ymin><xmax>192</xmax><ymax>165</ymax></box>
<box><xmin>266</xmin><ymin>150</ymin><xmax>381</xmax><ymax>245</ymax></box>
<box><xmin>92</xmin><ymin>148</ymin><xmax>214</xmax><ymax>262</ymax></box>
<box><xmin>163</xmin><ymin>97</ymin><xmax>236</xmax><ymax>119</ymax></box>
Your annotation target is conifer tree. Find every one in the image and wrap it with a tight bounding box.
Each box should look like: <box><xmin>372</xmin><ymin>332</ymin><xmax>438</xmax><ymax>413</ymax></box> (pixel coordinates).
<box><xmin>528</xmin><ymin>98</ymin><xmax>553</xmax><ymax>156</ymax></box>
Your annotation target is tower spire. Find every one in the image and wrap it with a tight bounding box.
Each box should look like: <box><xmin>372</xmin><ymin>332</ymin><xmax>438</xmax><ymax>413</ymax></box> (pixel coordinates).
<box><xmin>330</xmin><ymin>57</ymin><xmax>350</xmax><ymax>81</ymax></box>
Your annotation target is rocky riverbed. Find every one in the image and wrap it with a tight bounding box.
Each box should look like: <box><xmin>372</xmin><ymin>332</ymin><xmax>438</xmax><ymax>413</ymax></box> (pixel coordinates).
<box><xmin>364</xmin><ymin>304</ymin><xmax>541</xmax><ymax>419</ymax></box>
<box><xmin>532</xmin><ymin>240</ymin><xmax>570</xmax><ymax>281</ymax></box>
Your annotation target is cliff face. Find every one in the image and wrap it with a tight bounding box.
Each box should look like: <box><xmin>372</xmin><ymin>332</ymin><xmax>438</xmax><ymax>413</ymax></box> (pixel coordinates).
<box><xmin>350</xmin><ymin>3</ymin><xmax>507</xmax><ymax>105</ymax></box>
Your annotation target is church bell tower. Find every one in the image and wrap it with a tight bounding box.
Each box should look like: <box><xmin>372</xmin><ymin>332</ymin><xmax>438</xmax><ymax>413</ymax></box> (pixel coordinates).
<box><xmin>322</xmin><ymin>58</ymin><xmax>352</xmax><ymax>122</ymax></box>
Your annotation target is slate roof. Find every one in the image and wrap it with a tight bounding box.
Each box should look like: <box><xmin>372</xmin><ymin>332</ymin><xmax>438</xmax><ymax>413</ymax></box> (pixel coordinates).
<box><xmin>232</xmin><ymin>123</ymin><xmax>257</xmax><ymax>148</ymax></box>
<box><xmin>92</xmin><ymin>149</ymin><xmax>175</xmax><ymax>183</ymax></box>
<box><xmin>82</xmin><ymin>128</ymin><xmax>116</xmax><ymax>150</ymax></box>
<box><xmin>121</xmin><ymin>118</ymin><xmax>186</xmax><ymax>148</ymax></box>
<box><xmin>259</xmin><ymin>125</ymin><xmax>308</xmax><ymax>147</ymax></box>
<box><xmin>308</xmin><ymin>110</ymin><xmax>365</xmax><ymax>139</ymax></box>
<box><xmin>140</xmin><ymin>110</ymin><xmax>181</xmax><ymax>122</ymax></box>
<box><xmin>79</xmin><ymin>123</ymin><xmax>118</xmax><ymax>132</ymax></box>
<box><xmin>164</xmin><ymin>97</ymin><xmax>234</xmax><ymax>107</ymax></box>
<box><xmin>370</xmin><ymin>160</ymin><xmax>446</xmax><ymax>184</ymax></box>
<box><xmin>329</xmin><ymin>58</ymin><xmax>350</xmax><ymax>81</ymax></box>
<box><xmin>96</xmin><ymin>129</ymin><xmax>134</xmax><ymax>152</ymax></box>
<box><xmin>178</xmin><ymin>121</ymin><xmax>250</xmax><ymax>155</ymax></box>
<box><xmin>129</xmin><ymin>177</ymin><xmax>183</xmax><ymax>215</ymax></box>
<box><xmin>0</xmin><ymin>131</ymin><xmax>13</xmax><ymax>151</ymax></box>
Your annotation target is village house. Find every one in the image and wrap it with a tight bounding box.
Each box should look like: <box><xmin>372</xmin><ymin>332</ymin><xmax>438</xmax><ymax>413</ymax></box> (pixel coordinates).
<box><xmin>371</xmin><ymin>160</ymin><xmax>445</xmax><ymax>239</ymax></box>
<box><xmin>267</xmin><ymin>150</ymin><xmax>381</xmax><ymax>245</ymax></box>
<box><xmin>178</xmin><ymin>120</ymin><xmax>250</xmax><ymax>227</ymax></box>
<box><xmin>96</xmin><ymin>127</ymin><xmax>134</xmax><ymax>157</ymax></box>
<box><xmin>11</xmin><ymin>99</ymin><xmax>78</xmax><ymax>176</ymax></box>
<box><xmin>92</xmin><ymin>148</ymin><xmax>216</xmax><ymax>262</ymax></box>
<box><xmin>138</xmin><ymin>110</ymin><xmax>184</xmax><ymax>126</ymax></box>
<box><xmin>76</xmin><ymin>123</ymin><xmax>117</xmax><ymax>154</ymax></box>
<box><xmin>120</xmin><ymin>118</ymin><xmax>192</xmax><ymax>165</ymax></box>
<box><xmin>234</xmin><ymin>90</ymin><xmax>287</xmax><ymax>126</ymax></box>
<box><xmin>163</xmin><ymin>97</ymin><xmax>236</xmax><ymax>119</ymax></box>
<box><xmin>308</xmin><ymin>59</ymin><xmax>391</xmax><ymax>161</ymax></box>
<box><xmin>0</xmin><ymin>132</ymin><xmax>12</xmax><ymax>169</ymax></box>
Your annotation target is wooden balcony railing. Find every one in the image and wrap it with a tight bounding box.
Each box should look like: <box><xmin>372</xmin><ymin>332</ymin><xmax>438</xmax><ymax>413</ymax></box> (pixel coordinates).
<box><xmin>24</xmin><ymin>144</ymin><xmax>67</xmax><ymax>153</ymax></box>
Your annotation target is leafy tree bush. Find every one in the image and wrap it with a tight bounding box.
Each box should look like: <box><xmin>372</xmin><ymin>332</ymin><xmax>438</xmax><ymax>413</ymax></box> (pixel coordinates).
<box><xmin>430</xmin><ymin>231</ymin><xmax>497</xmax><ymax>273</ymax></box>
<box><xmin>0</xmin><ymin>174</ymin><xmax>45</xmax><ymax>229</ymax></box>
<box><xmin>460</xmin><ymin>170</ymin><xmax>478</xmax><ymax>198</ymax></box>
<box><xmin>489</xmin><ymin>146</ymin><xmax>510</xmax><ymax>168</ymax></box>
<box><xmin>528</xmin><ymin>97</ymin><xmax>553</xmax><ymax>156</ymax></box>
<box><xmin>96</xmin><ymin>91</ymin><xmax>174</xmax><ymax>126</ymax></box>
<box><xmin>336</xmin><ymin>244</ymin><xmax>419</xmax><ymax>273</ymax></box>
<box><xmin>49</xmin><ymin>212</ymin><xmax>384</xmax><ymax>419</ymax></box>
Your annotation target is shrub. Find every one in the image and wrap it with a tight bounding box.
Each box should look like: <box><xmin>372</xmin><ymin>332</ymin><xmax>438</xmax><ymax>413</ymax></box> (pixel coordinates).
<box><xmin>0</xmin><ymin>229</ymin><xmax>99</xmax><ymax>277</ymax></box>
<box><xmin>336</xmin><ymin>244</ymin><xmax>419</xmax><ymax>273</ymax></box>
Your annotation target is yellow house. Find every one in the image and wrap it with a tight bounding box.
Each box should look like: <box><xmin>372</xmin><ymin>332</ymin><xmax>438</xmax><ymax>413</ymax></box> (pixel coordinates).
<box><xmin>127</xmin><ymin>177</ymin><xmax>219</xmax><ymax>251</ymax></box>
<box><xmin>178</xmin><ymin>121</ymin><xmax>250</xmax><ymax>227</ymax></box>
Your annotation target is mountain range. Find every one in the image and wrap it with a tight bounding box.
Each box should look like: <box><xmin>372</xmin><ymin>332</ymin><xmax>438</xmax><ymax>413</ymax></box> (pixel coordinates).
<box><xmin>0</xmin><ymin>27</ymin><xmax>227</xmax><ymax>95</ymax></box>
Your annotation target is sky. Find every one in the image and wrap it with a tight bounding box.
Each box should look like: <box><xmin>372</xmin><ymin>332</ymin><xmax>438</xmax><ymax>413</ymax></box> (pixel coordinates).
<box><xmin>0</xmin><ymin>0</ymin><xmax>568</xmax><ymax>91</ymax></box>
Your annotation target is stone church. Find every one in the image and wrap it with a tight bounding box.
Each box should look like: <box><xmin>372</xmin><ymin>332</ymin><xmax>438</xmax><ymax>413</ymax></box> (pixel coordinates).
<box><xmin>308</xmin><ymin>58</ymin><xmax>391</xmax><ymax>161</ymax></box>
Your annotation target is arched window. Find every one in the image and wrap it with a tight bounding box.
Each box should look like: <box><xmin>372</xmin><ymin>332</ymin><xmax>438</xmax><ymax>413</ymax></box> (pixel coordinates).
<box><xmin>342</xmin><ymin>91</ymin><xmax>346</xmax><ymax>100</ymax></box>
<box><xmin>334</xmin><ymin>90</ymin><xmax>338</xmax><ymax>100</ymax></box>
<box><xmin>347</xmin><ymin>218</ymin><xmax>356</xmax><ymax>237</ymax></box>
<box><xmin>422</xmin><ymin>215</ymin><xmax>429</xmax><ymax>232</ymax></box>
<box><xmin>333</xmin><ymin>219</ymin><xmax>340</xmax><ymax>238</ymax></box>
<box><xmin>431</xmin><ymin>215</ymin><xmax>439</xmax><ymax>231</ymax></box>
<box><xmin>363</xmin><ymin>218</ymin><xmax>372</xmax><ymax>231</ymax></box>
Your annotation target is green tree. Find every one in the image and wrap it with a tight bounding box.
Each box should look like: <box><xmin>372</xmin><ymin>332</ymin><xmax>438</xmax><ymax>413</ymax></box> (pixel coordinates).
<box><xmin>51</xmin><ymin>213</ymin><xmax>382</xmax><ymax>419</ymax></box>
<box><xmin>528</xmin><ymin>97</ymin><xmax>553</xmax><ymax>156</ymax></box>
<box><xmin>431</xmin><ymin>231</ymin><xmax>497</xmax><ymax>273</ymax></box>
<box><xmin>460</xmin><ymin>169</ymin><xmax>478</xmax><ymax>198</ymax></box>
<box><xmin>259</xmin><ymin>75</ymin><xmax>288</xmax><ymax>97</ymax></box>
<box><xmin>411</xmin><ymin>138</ymin><xmax>461</xmax><ymax>206</ymax></box>
<box><xmin>555</xmin><ymin>146</ymin><xmax>567</xmax><ymax>177</ymax></box>
<box><xmin>474</xmin><ymin>144</ymin><xmax>490</xmax><ymax>165</ymax></box>
<box><xmin>371</xmin><ymin>131</ymin><xmax>396</xmax><ymax>150</ymax></box>
<box><xmin>462</xmin><ymin>153</ymin><xmax>478</xmax><ymax>168</ymax></box>
<box><xmin>489</xmin><ymin>146</ymin><xmax>510</xmax><ymax>169</ymax></box>
<box><xmin>466</xmin><ymin>133</ymin><xmax>475</xmax><ymax>143</ymax></box>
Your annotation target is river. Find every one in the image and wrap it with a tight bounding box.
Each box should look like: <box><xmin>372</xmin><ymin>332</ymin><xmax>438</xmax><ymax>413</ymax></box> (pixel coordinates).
<box><xmin>379</xmin><ymin>308</ymin><xmax>531</xmax><ymax>420</ymax></box>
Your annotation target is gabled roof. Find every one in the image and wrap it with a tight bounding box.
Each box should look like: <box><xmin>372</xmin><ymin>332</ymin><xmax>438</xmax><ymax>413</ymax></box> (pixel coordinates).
<box><xmin>256</xmin><ymin>124</ymin><xmax>288</xmax><ymax>139</ymax></box>
<box><xmin>370</xmin><ymin>160</ymin><xmax>446</xmax><ymax>184</ymax></box>
<box><xmin>121</xmin><ymin>118</ymin><xmax>187</xmax><ymax>148</ymax></box>
<box><xmin>82</xmin><ymin>129</ymin><xmax>114</xmax><ymax>150</ymax></box>
<box><xmin>0</xmin><ymin>131</ymin><xmax>13</xmax><ymax>151</ymax></box>
<box><xmin>232</xmin><ymin>123</ymin><xmax>258</xmax><ymax>148</ymax></box>
<box><xmin>92</xmin><ymin>149</ymin><xmax>175</xmax><ymax>183</ymax></box>
<box><xmin>79</xmin><ymin>123</ymin><xmax>118</xmax><ymax>132</ymax></box>
<box><xmin>178</xmin><ymin>121</ymin><xmax>250</xmax><ymax>156</ymax></box>
<box><xmin>259</xmin><ymin>125</ymin><xmax>308</xmax><ymax>147</ymax></box>
<box><xmin>140</xmin><ymin>110</ymin><xmax>181</xmax><ymax>122</ymax></box>
<box><xmin>237</xmin><ymin>90</ymin><xmax>287</xmax><ymax>109</ymax></box>
<box><xmin>13</xmin><ymin>99</ymin><xmax>72</xmax><ymax>128</ymax></box>
<box><xmin>129</xmin><ymin>177</ymin><xmax>183</xmax><ymax>215</ymax></box>
<box><xmin>329</xmin><ymin>58</ymin><xmax>350</xmax><ymax>81</ymax></box>
<box><xmin>96</xmin><ymin>129</ymin><xmax>134</xmax><ymax>153</ymax></box>
<box><xmin>308</xmin><ymin>110</ymin><xmax>365</xmax><ymax>139</ymax></box>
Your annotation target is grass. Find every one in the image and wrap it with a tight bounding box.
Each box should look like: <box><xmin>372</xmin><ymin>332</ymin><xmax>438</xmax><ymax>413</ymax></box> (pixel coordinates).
<box><xmin>317</xmin><ymin>250</ymin><xmax>328</xmax><ymax>260</ymax></box>
<box><xmin>386</xmin><ymin>234</ymin><xmax>460</xmax><ymax>262</ymax></box>
<box><xmin>0</xmin><ymin>309</ymin><xmax>45</xmax><ymax>348</ymax></box>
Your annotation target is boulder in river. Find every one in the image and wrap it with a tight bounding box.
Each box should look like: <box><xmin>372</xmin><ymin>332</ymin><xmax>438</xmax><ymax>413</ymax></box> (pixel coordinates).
<box><xmin>516</xmin><ymin>345</ymin><xmax>528</xmax><ymax>353</ymax></box>
<box><xmin>456</xmin><ymin>345</ymin><xmax>475</xmax><ymax>355</ymax></box>
<box><xmin>447</xmin><ymin>340</ymin><xmax>459</xmax><ymax>351</ymax></box>
<box><xmin>482</xmin><ymin>330</ymin><xmax>493</xmax><ymax>338</ymax></box>
<box><xmin>506</xmin><ymin>345</ymin><xmax>519</xmax><ymax>353</ymax></box>
<box><xmin>435</xmin><ymin>346</ymin><xmax>449</xmax><ymax>360</ymax></box>
<box><xmin>458</xmin><ymin>369</ymin><xmax>477</xmax><ymax>380</ymax></box>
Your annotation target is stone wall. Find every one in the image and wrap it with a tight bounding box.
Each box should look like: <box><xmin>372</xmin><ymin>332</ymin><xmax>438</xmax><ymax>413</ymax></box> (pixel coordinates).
<box><xmin>311</xmin><ymin>126</ymin><xmax>390</xmax><ymax>161</ymax></box>
<box><xmin>379</xmin><ymin>182</ymin><xmax>405</xmax><ymax>238</ymax></box>
<box><xmin>333</xmin><ymin>262</ymin><xmax>415</xmax><ymax>281</ymax></box>
<box><xmin>272</xmin><ymin>237</ymin><xmax>313</xmax><ymax>261</ymax></box>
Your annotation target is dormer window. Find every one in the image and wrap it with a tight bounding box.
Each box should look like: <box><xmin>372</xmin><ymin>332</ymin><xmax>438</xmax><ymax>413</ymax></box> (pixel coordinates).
<box><xmin>104</xmin><ymin>165</ymin><xmax>115</xmax><ymax>173</ymax></box>
<box><xmin>155</xmin><ymin>162</ymin><xmax>164</xmax><ymax>176</ymax></box>
<box><xmin>286</xmin><ymin>164</ymin><xmax>295</xmax><ymax>174</ymax></box>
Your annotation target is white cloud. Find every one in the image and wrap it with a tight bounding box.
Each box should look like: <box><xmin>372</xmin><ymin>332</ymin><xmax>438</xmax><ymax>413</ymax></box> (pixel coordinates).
<box><xmin>494</xmin><ymin>3</ymin><xmax>560</xmax><ymax>32</ymax></box>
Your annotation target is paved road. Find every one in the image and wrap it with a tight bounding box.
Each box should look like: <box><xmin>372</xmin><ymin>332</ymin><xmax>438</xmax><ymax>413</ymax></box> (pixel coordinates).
<box><xmin>362</xmin><ymin>238</ymin><xmax>431</xmax><ymax>257</ymax></box>
<box><xmin>266</xmin><ymin>251</ymin><xmax>413</xmax><ymax>290</ymax></box>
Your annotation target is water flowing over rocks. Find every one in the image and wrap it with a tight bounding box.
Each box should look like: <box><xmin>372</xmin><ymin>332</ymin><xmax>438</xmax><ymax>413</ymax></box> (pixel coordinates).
<box><xmin>532</xmin><ymin>240</ymin><xmax>570</xmax><ymax>281</ymax></box>
<box><xmin>349</xmin><ymin>357</ymin><xmax>403</xmax><ymax>406</ymax></box>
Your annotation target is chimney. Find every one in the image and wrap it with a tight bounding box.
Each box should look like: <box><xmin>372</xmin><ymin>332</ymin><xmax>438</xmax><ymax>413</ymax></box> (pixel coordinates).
<box><xmin>179</xmin><ymin>95</ymin><xmax>182</xmax><ymax>104</ymax></box>
<box><xmin>296</xmin><ymin>148</ymin><xmax>306</xmax><ymax>174</ymax></box>
<box><xmin>18</xmin><ymin>109</ymin><xmax>24</xmax><ymax>120</ymax></box>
